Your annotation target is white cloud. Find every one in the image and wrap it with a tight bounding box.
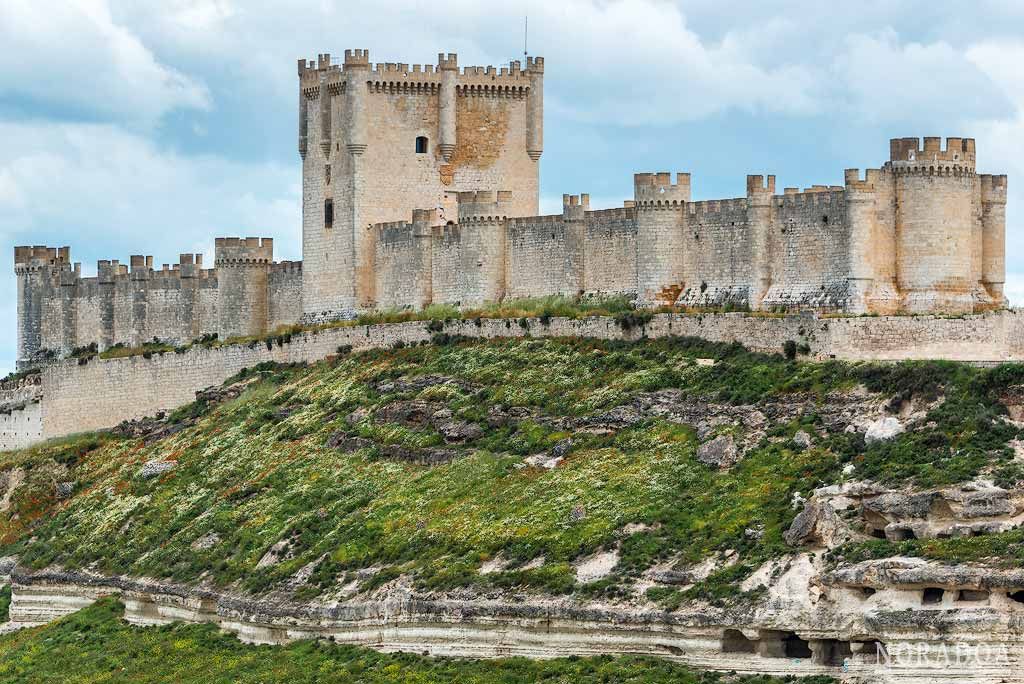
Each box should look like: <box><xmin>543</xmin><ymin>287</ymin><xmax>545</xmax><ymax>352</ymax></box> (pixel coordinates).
<box><xmin>964</xmin><ymin>41</ymin><xmax>1024</xmax><ymax>272</ymax></box>
<box><xmin>831</xmin><ymin>30</ymin><xmax>1011</xmax><ymax>125</ymax></box>
<box><xmin>0</xmin><ymin>122</ymin><xmax>299</xmax><ymax>271</ymax></box>
<box><xmin>0</xmin><ymin>0</ymin><xmax>210</xmax><ymax>125</ymax></box>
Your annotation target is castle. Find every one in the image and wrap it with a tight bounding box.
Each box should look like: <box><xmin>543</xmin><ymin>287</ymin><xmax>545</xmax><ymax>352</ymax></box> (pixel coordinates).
<box><xmin>13</xmin><ymin>50</ymin><xmax>1009</xmax><ymax>369</ymax></box>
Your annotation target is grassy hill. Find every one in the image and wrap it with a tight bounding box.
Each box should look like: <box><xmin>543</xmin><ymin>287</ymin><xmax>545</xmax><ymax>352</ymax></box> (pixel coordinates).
<box><xmin>1</xmin><ymin>335</ymin><xmax>1022</xmax><ymax>607</ymax></box>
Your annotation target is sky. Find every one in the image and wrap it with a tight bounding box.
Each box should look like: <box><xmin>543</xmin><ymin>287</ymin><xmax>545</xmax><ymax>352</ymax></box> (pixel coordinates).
<box><xmin>2</xmin><ymin>0</ymin><xmax>1024</xmax><ymax>375</ymax></box>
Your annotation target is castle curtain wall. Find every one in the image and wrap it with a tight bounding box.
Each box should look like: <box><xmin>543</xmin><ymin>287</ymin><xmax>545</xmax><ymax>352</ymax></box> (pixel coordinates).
<box><xmin>583</xmin><ymin>208</ymin><xmax>637</xmax><ymax>296</ymax></box>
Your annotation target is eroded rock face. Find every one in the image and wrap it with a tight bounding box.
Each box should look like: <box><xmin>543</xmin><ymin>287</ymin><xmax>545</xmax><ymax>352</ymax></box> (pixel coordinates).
<box><xmin>784</xmin><ymin>500</ymin><xmax>847</xmax><ymax>548</ymax></box>
<box><xmin>9</xmin><ymin>556</ymin><xmax>1024</xmax><ymax>684</ymax></box>
<box><xmin>865</xmin><ymin>416</ymin><xmax>905</xmax><ymax>444</ymax></box>
<box><xmin>697</xmin><ymin>434</ymin><xmax>738</xmax><ymax>469</ymax></box>
<box><xmin>786</xmin><ymin>481</ymin><xmax>1024</xmax><ymax>543</ymax></box>
<box><xmin>372</xmin><ymin>400</ymin><xmax>483</xmax><ymax>444</ymax></box>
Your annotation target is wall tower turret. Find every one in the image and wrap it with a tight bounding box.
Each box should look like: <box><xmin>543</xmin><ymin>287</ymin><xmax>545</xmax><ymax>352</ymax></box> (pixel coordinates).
<box><xmin>215</xmin><ymin>238</ymin><xmax>273</xmax><ymax>339</ymax></box>
<box><xmin>14</xmin><ymin>246</ymin><xmax>71</xmax><ymax>367</ymax></box>
<box><xmin>889</xmin><ymin>137</ymin><xmax>978</xmax><ymax>313</ymax></box>
<box><xmin>981</xmin><ymin>173</ymin><xmax>1008</xmax><ymax>307</ymax></box>
<box><xmin>526</xmin><ymin>56</ymin><xmax>544</xmax><ymax>162</ymax></box>
<box><xmin>746</xmin><ymin>174</ymin><xmax>775</xmax><ymax>309</ymax></box>
<box><xmin>634</xmin><ymin>172</ymin><xmax>689</xmax><ymax>305</ymax></box>
<box><xmin>438</xmin><ymin>53</ymin><xmax>458</xmax><ymax>162</ymax></box>
<box><xmin>454</xmin><ymin>191</ymin><xmax>512</xmax><ymax>304</ymax></box>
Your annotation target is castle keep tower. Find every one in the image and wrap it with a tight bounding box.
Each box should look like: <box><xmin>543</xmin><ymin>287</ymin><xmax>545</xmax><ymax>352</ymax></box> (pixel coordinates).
<box><xmin>297</xmin><ymin>50</ymin><xmax>543</xmax><ymax>320</ymax></box>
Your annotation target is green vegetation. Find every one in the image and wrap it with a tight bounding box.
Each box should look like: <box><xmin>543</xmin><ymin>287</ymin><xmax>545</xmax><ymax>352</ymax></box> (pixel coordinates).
<box><xmin>0</xmin><ymin>585</ymin><xmax>9</xmax><ymax>623</ymax></box>
<box><xmin>0</xmin><ymin>598</ymin><xmax>834</xmax><ymax>684</ymax></box>
<box><xmin>99</xmin><ymin>338</ymin><xmax>177</xmax><ymax>360</ymax></box>
<box><xmin>1</xmin><ymin>336</ymin><xmax>1022</xmax><ymax>605</ymax></box>
<box><xmin>835</xmin><ymin>527</ymin><xmax>1024</xmax><ymax>568</ymax></box>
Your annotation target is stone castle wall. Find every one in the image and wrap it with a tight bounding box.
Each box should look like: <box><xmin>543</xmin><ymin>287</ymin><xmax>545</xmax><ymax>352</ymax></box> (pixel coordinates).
<box><xmin>13</xmin><ymin>245</ymin><xmax>303</xmax><ymax>368</ymax></box>
<box><xmin>0</xmin><ymin>377</ymin><xmax>42</xmax><ymax>451</ymax></box>
<box><xmin>1</xmin><ymin>309</ymin><xmax>1020</xmax><ymax>450</ymax></box>
<box><xmin>13</xmin><ymin>133</ymin><xmax>1010</xmax><ymax>370</ymax></box>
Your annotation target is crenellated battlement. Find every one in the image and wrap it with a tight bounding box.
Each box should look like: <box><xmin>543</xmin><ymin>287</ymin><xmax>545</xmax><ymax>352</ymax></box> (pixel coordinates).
<box><xmin>437</xmin><ymin>52</ymin><xmax>458</xmax><ymax>71</ymax></box>
<box><xmin>300</xmin><ymin>49</ymin><xmax>538</xmax><ymax>98</ymax></box>
<box><xmin>14</xmin><ymin>245</ymin><xmax>71</xmax><ymax>272</ymax></box>
<box><xmin>889</xmin><ymin>136</ymin><xmax>976</xmax><ymax>168</ymax></box>
<box><xmin>634</xmin><ymin>172</ymin><xmax>691</xmax><ymax>207</ymax></box>
<box><xmin>562</xmin><ymin>193</ymin><xmax>590</xmax><ymax>221</ymax></box>
<box><xmin>457</xmin><ymin>190</ymin><xmax>513</xmax><ymax>223</ymax></box>
<box><xmin>586</xmin><ymin>206</ymin><xmax>635</xmax><ymax>221</ymax></box>
<box><xmin>844</xmin><ymin>169</ymin><xmax>882</xmax><ymax>192</ymax></box>
<box><xmin>215</xmin><ymin>237</ymin><xmax>274</xmax><ymax>265</ymax></box>
<box><xmin>687</xmin><ymin>198</ymin><xmax>748</xmax><ymax>217</ymax></box>
<box><xmin>746</xmin><ymin>174</ymin><xmax>776</xmax><ymax>196</ymax></box>
<box><xmin>981</xmin><ymin>174</ymin><xmax>1009</xmax><ymax>203</ymax></box>
<box><xmin>270</xmin><ymin>260</ymin><xmax>302</xmax><ymax>275</ymax></box>
<box><xmin>775</xmin><ymin>189</ymin><xmax>845</xmax><ymax>209</ymax></box>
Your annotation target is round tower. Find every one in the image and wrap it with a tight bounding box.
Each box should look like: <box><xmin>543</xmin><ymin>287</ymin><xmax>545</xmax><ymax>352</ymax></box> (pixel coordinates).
<box><xmin>981</xmin><ymin>173</ymin><xmax>1008</xmax><ymax>307</ymax></box>
<box><xmin>526</xmin><ymin>56</ymin><xmax>544</xmax><ymax>162</ymax></box>
<box><xmin>634</xmin><ymin>172</ymin><xmax>690</xmax><ymax>306</ymax></box>
<box><xmin>889</xmin><ymin>137</ymin><xmax>977</xmax><ymax>313</ymax></box>
<box><xmin>438</xmin><ymin>53</ymin><xmax>458</xmax><ymax>162</ymax></box>
<box><xmin>215</xmin><ymin>237</ymin><xmax>273</xmax><ymax>339</ymax></box>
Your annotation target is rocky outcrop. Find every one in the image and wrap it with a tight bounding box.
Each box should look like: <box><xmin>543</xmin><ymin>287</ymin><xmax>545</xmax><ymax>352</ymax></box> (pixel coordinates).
<box><xmin>783</xmin><ymin>481</ymin><xmax>1024</xmax><ymax>544</ymax></box>
<box><xmin>6</xmin><ymin>559</ymin><xmax>1024</xmax><ymax>684</ymax></box>
<box><xmin>697</xmin><ymin>434</ymin><xmax>739</xmax><ymax>469</ymax></box>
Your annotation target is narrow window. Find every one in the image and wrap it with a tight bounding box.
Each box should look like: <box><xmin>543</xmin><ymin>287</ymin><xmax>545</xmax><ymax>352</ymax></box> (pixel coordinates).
<box><xmin>324</xmin><ymin>199</ymin><xmax>334</xmax><ymax>229</ymax></box>
<box><xmin>415</xmin><ymin>136</ymin><xmax>428</xmax><ymax>154</ymax></box>
<box><xmin>325</xmin><ymin>164</ymin><xmax>331</xmax><ymax>186</ymax></box>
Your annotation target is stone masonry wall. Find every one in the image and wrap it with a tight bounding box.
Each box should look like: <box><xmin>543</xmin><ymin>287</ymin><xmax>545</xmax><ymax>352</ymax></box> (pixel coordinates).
<box><xmin>430</xmin><ymin>221</ymin><xmax>505</xmax><ymax>306</ymax></box>
<box><xmin>678</xmin><ymin>199</ymin><xmax>752</xmax><ymax>307</ymax></box>
<box><xmin>505</xmin><ymin>216</ymin><xmax>578</xmax><ymax>299</ymax></box>
<box><xmin>583</xmin><ymin>208</ymin><xmax>637</xmax><ymax>295</ymax></box>
<box><xmin>268</xmin><ymin>263</ymin><xmax>303</xmax><ymax>331</ymax></box>
<box><xmin>22</xmin><ymin>310</ymin><xmax>1024</xmax><ymax>447</ymax></box>
<box><xmin>0</xmin><ymin>379</ymin><xmax>43</xmax><ymax>451</ymax></box>
<box><xmin>372</xmin><ymin>222</ymin><xmax>430</xmax><ymax>310</ymax></box>
<box><xmin>764</xmin><ymin>190</ymin><xmax>851</xmax><ymax>310</ymax></box>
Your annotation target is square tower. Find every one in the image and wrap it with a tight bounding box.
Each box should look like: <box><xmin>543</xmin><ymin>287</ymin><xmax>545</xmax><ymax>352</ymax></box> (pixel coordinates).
<box><xmin>297</xmin><ymin>50</ymin><xmax>544</xmax><ymax>320</ymax></box>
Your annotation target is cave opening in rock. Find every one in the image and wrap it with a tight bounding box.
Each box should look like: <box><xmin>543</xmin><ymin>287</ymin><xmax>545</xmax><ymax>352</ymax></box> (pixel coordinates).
<box><xmin>922</xmin><ymin>587</ymin><xmax>945</xmax><ymax>604</ymax></box>
<box><xmin>1008</xmin><ymin>590</ymin><xmax>1024</xmax><ymax>604</ymax></box>
<box><xmin>818</xmin><ymin>639</ymin><xmax>854</xmax><ymax>666</ymax></box>
<box><xmin>783</xmin><ymin>632</ymin><xmax>813</xmax><ymax>659</ymax></box>
<box><xmin>957</xmin><ymin>589</ymin><xmax>989</xmax><ymax>602</ymax></box>
<box><xmin>889</xmin><ymin>527</ymin><xmax>917</xmax><ymax>541</ymax></box>
<box><xmin>721</xmin><ymin>629</ymin><xmax>757</xmax><ymax>654</ymax></box>
<box><xmin>869</xmin><ymin>527</ymin><xmax>887</xmax><ymax>539</ymax></box>
<box><xmin>860</xmin><ymin>586</ymin><xmax>877</xmax><ymax>598</ymax></box>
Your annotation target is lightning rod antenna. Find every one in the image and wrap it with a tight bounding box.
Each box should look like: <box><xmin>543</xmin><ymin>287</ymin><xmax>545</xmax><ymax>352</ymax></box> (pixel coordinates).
<box><xmin>524</xmin><ymin>15</ymin><xmax>528</xmax><ymax>59</ymax></box>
